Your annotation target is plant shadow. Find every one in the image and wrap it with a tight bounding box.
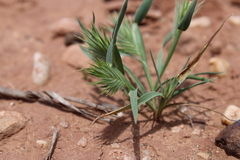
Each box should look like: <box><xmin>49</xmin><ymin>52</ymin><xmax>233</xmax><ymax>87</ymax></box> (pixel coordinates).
<box><xmin>97</xmin><ymin>107</ymin><xmax>209</xmax><ymax>159</ymax></box>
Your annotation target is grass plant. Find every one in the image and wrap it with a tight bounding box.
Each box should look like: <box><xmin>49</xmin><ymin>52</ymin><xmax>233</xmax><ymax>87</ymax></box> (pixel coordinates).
<box><xmin>77</xmin><ymin>0</ymin><xmax>229</xmax><ymax>123</ymax></box>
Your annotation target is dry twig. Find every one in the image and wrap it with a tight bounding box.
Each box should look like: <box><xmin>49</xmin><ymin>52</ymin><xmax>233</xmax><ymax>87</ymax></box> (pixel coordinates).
<box><xmin>0</xmin><ymin>87</ymin><xmax>112</xmax><ymax>122</ymax></box>
<box><xmin>45</xmin><ymin>126</ymin><xmax>59</xmax><ymax>160</ymax></box>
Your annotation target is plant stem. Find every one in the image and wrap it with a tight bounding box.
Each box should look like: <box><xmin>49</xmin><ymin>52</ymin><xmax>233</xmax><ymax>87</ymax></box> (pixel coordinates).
<box><xmin>155</xmin><ymin>98</ymin><xmax>167</xmax><ymax>122</ymax></box>
<box><xmin>159</xmin><ymin>30</ymin><xmax>182</xmax><ymax>78</ymax></box>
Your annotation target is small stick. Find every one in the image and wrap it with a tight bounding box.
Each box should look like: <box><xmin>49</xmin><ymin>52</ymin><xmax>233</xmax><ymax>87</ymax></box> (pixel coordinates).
<box><xmin>45</xmin><ymin>126</ymin><xmax>59</xmax><ymax>160</ymax></box>
<box><xmin>0</xmin><ymin>87</ymin><xmax>112</xmax><ymax>122</ymax></box>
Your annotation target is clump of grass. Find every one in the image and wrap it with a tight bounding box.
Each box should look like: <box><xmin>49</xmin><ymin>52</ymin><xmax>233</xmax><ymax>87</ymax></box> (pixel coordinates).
<box><xmin>77</xmin><ymin>0</ymin><xmax>229</xmax><ymax>123</ymax></box>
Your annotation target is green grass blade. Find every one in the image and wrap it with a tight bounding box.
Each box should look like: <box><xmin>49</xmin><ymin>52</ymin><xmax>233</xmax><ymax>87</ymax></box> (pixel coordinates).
<box><xmin>124</xmin><ymin>65</ymin><xmax>147</xmax><ymax>94</ymax></box>
<box><xmin>134</xmin><ymin>0</ymin><xmax>153</xmax><ymax>24</ymax></box>
<box><xmin>103</xmin><ymin>91</ymin><xmax>162</xmax><ymax>117</ymax></box>
<box><xmin>192</xmin><ymin>72</ymin><xmax>222</xmax><ymax>76</ymax></box>
<box><xmin>173</xmin><ymin>79</ymin><xmax>213</xmax><ymax>97</ymax></box>
<box><xmin>106</xmin><ymin>0</ymin><xmax>128</xmax><ymax>73</ymax></box>
<box><xmin>113</xmin><ymin>44</ymin><xmax>124</xmax><ymax>74</ymax></box>
<box><xmin>132</xmin><ymin>23</ymin><xmax>153</xmax><ymax>90</ymax></box>
<box><xmin>130</xmin><ymin>89</ymin><xmax>138</xmax><ymax>124</ymax></box>
<box><xmin>150</xmin><ymin>50</ymin><xmax>161</xmax><ymax>89</ymax></box>
<box><xmin>186</xmin><ymin>75</ymin><xmax>214</xmax><ymax>82</ymax></box>
<box><xmin>138</xmin><ymin>91</ymin><xmax>163</xmax><ymax>106</ymax></box>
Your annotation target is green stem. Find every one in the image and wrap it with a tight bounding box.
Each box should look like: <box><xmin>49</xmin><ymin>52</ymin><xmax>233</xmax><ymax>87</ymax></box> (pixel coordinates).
<box><xmin>155</xmin><ymin>98</ymin><xmax>167</xmax><ymax>122</ymax></box>
<box><xmin>159</xmin><ymin>30</ymin><xmax>182</xmax><ymax>78</ymax></box>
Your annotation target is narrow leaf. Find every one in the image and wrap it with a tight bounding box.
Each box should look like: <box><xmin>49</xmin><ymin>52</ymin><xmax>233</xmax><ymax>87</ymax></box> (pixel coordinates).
<box><xmin>103</xmin><ymin>91</ymin><xmax>162</xmax><ymax>117</ymax></box>
<box><xmin>134</xmin><ymin>0</ymin><xmax>153</xmax><ymax>24</ymax></box>
<box><xmin>106</xmin><ymin>0</ymin><xmax>128</xmax><ymax>73</ymax></box>
<box><xmin>130</xmin><ymin>89</ymin><xmax>138</xmax><ymax>124</ymax></box>
<box><xmin>177</xmin><ymin>15</ymin><xmax>231</xmax><ymax>85</ymax></box>
<box><xmin>138</xmin><ymin>91</ymin><xmax>163</xmax><ymax>106</ymax></box>
<box><xmin>124</xmin><ymin>65</ymin><xmax>147</xmax><ymax>94</ymax></box>
<box><xmin>173</xmin><ymin>79</ymin><xmax>213</xmax><ymax>97</ymax></box>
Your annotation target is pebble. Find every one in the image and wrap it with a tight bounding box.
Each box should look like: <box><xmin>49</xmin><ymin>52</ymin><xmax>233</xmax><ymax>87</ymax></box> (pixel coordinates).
<box><xmin>197</xmin><ymin>151</ymin><xmax>211</xmax><ymax>159</ymax></box>
<box><xmin>59</xmin><ymin>121</ymin><xmax>69</xmax><ymax>128</ymax></box>
<box><xmin>222</xmin><ymin>105</ymin><xmax>240</xmax><ymax>125</ymax></box>
<box><xmin>111</xmin><ymin>143</ymin><xmax>120</xmax><ymax>149</ymax></box>
<box><xmin>146</xmin><ymin>10</ymin><xmax>162</xmax><ymax>20</ymax></box>
<box><xmin>229</xmin><ymin>15</ymin><xmax>240</xmax><ymax>26</ymax></box>
<box><xmin>171</xmin><ymin>125</ymin><xmax>183</xmax><ymax>133</ymax></box>
<box><xmin>215</xmin><ymin>120</ymin><xmax>240</xmax><ymax>158</ymax></box>
<box><xmin>77</xmin><ymin>137</ymin><xmax>88</xmax><ymax>148</ymax></box>
<box><xmin>142</xmin><ymin>156</ymin><xmax>151</xmax><ymax>160</ymax></box>
<box><xmin>49</xmin><ymin>18</ymin><xmax>80</xmax><ymax>37</ymax></box>
<box><xmin>190</xmin><ymin>16</ymin><xmax>211</xmax><ymax>28</ymax></box>
<box><xmin>36</xmin><ymin>140</ymin><xmax>49</xmax><ymax>148</ymax></box>
<box><xmin>192</xmin><ymin>128</ymin><xmax>201</xmax><ymax>135</ymax></box>
<box><xmin>210</xmin><ymin>40</ymin><xmax>223</xmax><ymax>55</ymax></box>
<box><xmin>0</xmin><ymin>111</ymin><xmax>27</xmax><ymax>140</ymax></box>
<box><xmin>61</xmin><ymin>44</ymin><xmax>91</xmax><ymax>69</ymax></box>
<box><xmin>123</xmin><ymin>155</ymin><xmax>136</xmax><ymax>160</ymax></box>
<box><xmin>209</xmin><ymin>57</ymin><xmax>230</xmax><ymax>77</ymax></box>
<box><xmin>32</xmin><ymin>52</ymin><xmax>50</xmax><ymax>85</ymax></box>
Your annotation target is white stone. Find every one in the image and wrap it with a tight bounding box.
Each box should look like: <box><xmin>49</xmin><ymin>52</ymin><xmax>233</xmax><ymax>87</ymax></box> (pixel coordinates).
<box><xmin>111</xmin><ymin>143</ymin><xmax>120</xmax><ymax>149</ymax></box>
<box><xmin>192</xmin><ymin>128</ymin><xmax>201</xmax><ymax>135</ymax></box>
<box><xmin>190</xmin><ymin>16</ymin><xmax>211</xmax><ymax>28</ymax></box>
<box><xmin>0</xmin><ymin>111</ymin><xmax>27</xmax><ymax>140</ymax></box>
<box><xmin>229</xmin><ymin>15</ymin><xmax>240</xmax><ymax>26</ymax></box>
<box><xmin>197</xmin><ymin>151</ymin><xmax>210</xmax><ymax>159</ymax></box>
<box><xmin>222</xmin><ymin>105</ymin><xmax>240</xmax><ymax>125</ymax></box>
<box><xmin>32</xmin><ymin>52</ymin><xmax>50</xmax><ymax>85</ymax></box>
<box><xmin>36</xmin><ymin>140</ymin><xmax>49</xmax><ymax>148</ymax></box>
<box><xmin>61</xmin><ymin>44</ymin><xmax>91</xmax><ymax>69</ymax></box>
<box><xmin>171</xmin><ymin>125</ymin><xmax>183</xmax><ymax>133</ymax></box>
<box><xmin>49</xmin><ymin>18</ymin><xmax>79</xmax><ymax>37</ymax></box>
<box><xmin>59</xmin><ymin>121</ymin><xmax>69</xmax><ymax>128</ymax></box>
<box><xmin>209</xmin><ymin>57</ymin><xmax>230</xmax><ymax>77</ymax></box>
<box><xmin>147</xmin><ymin>10</ymin><xmax>162</xmax><ymax>19</ymax></box>
<box><xmin>77</xmin><ymin>137</ymin><xmax>88</xmax><ymax>148</ymax></box>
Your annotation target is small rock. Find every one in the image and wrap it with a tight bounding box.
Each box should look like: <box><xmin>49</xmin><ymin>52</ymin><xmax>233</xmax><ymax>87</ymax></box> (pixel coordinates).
<box><xmin>9</xmin><ymin>102</ymin><xmax>15</xmax><ymax>107</ymax></box>
<box><xmin>190</xmin><ymin>16</ymin><xmax>211</xmax><ymax>28</ymax></box>
<box><xmin>210</xmin><ymin>40</ymin><xmax>223</xmax><ymax>55</ymax></box>
<box><xmin>123</xmin><ymin>155</ymin><xmax>136</xmax><ymax>160</ymax></box>
<box><xmin>0</xmin><ymin>111</ymin><xmax>27</xmax><ymax>140</ymax></box>
<box><xmin>229</xmin><ymin>15</ymin><xmax>240</xmax><ymax>26</ymax></box>
<box><xmin>32</xmin><ymin>52</ymin><xmax>50</xmax><ymax>85</ymax></box>
<box><xmin>61</xmin><ymin>44</ymin><xmax>91</xmax><ymax>69</ymax></box>
<box><xmin>197</xmin><ymin>151</ymin><xmax>211</xmax><ymax>159</ymax></box>
<box><xmin>192</xmin><ymin>128</ymin><xmax>201</xmax><ymax>135</ymax></box>
<box><xmin>36</xmin><ymin>140</ymin><xmax>49</xmax><ymax>148</ymax></box>
<box><xmin>146</xmin><ymin>10</ymin><xmax>162</xmax><ymax>20</ymax></box>
<box><xmin>209</xmin><ymin>57</ymin><xmax>230</xmax><ymax>77</ymax></box>
<box><xmin>111</xmin><ymin>143</ymin><xmax>120</xmax><ymax>149</ymax></box>
<box><xmin>222</xmin><ymin>105</ymin><xmax>240</xmax><ymax>125</ymax></box>
<box><xmin>64</xmin><ymin>32</ymin><xmax>83</xmax><ymax>46</ymax></box>
<box><xmin>77</xmin><ymin>137</ymin><xmax>88</xmax><ymax>148</ymax></box>
<box><xmin>142</xmin><ymin>156</ymin><xmax>151</xmax><ymax>160</ymax></box>
<box><xmin>171</xmin><ymin>125</ymin><xmax>183</xmax><ymax>133</ymax></box>
<box><xmin>49</xmin><ymin>18</ymin><xmax>80</xmax><ymax>37</ymax></box>
<box><xmin>59</xmin><ymin>121</ymin><xmax>69</xmax><ymax>128</ymax></box>
<box><xmin>215</xmin><ymin>120</ymin><xmax>240</xmax><ymax>158</ymax></box>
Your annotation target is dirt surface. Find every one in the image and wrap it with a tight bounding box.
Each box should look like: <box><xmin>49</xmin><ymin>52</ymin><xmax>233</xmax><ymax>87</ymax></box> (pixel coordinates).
<box><xmin>0</xmin><ymin>0</ymin><xmax>240</xmax><ymax>159</ymax></box>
